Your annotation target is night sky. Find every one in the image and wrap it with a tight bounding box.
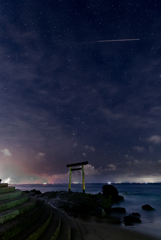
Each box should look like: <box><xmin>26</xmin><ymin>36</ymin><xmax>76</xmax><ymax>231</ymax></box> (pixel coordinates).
<box><xmin>1</xmin><ymin>0</ymin><xmax>161</xmax><ymax>184</ymax></box>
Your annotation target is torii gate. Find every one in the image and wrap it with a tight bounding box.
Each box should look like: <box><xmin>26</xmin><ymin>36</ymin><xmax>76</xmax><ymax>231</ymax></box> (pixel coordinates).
<box><xmin>66</xmin><ymin>161</ymin><xmax>88</xmax><ymax>193</ymax></box>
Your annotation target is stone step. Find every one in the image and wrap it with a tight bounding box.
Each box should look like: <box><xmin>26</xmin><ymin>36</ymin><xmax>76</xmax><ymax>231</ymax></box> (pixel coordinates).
<box><xmin>0</xmin><ymin>200</ymin><xmax>44</xmax><ymax>240</ymax></box>
<box><xmin>73</xmin><ymin>219</ymin><xmax>88</xmax><ymax>236</ymax></box>
<box><xmin>0</xmin><ymin>190</ymin><xmax>22</xmax><ymax>202</ymax></box>
<box><xmin>68</xmin><ymin>216</ymin><xmax>81</xmax><ymax>240</ymax></box>
<box><xmin>38</xmin><ymin>206</ymin><xmax>61</xmax><ymax>240</ymax></box>
<box><xmin>10</xmin><ymin>202</ymin><xmax>52</xmax><ymax>240</ymax></box>
<box><xmin>0</xmin><ymin>183</ymin><xmax>8</xmax><ymax>188</ymax></box>
<box><xmin>0</xmin><ymin>187</ymin><xmax>15</xmax><ymax>194</ymax></box>
<box><xmin>39</xmin><ymin>204</ymin><xmax>81</xmax><ymax>240</ymax></box>
<box><xmin>0</xmin><ymin>193</ymin><xmax>29</xmax><ymax>212</ymax></box>
<box><xmin>56</xmin><ymin>210</ymin><xmax>71</xmax><ymax>240</ymax></box>
<box><xmin>0</xmin><ymin>197</ymin><xmax>37</xmax><ymax>224</ymax></box>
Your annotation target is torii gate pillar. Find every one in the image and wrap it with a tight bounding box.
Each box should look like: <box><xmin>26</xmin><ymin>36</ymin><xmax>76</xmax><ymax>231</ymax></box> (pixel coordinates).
<box><xmin>66</xmin><ymin>161</ymin><xmax>88</xmax><ymax>193</ymax></box>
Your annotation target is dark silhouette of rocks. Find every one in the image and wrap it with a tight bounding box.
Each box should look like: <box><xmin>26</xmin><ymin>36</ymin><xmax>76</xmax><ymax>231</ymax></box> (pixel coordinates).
<box><xmin>24</xmin><ymin>190</ymin><xmax>111</xmax><ymax>218</ymax></box>
<box><xmin>111</xmin><ymin>207</ymin><xmax>126</xmax><ymax>213</ymax></box>
<box><xmin>24</xmin><ymin>189</ymin><xmax>42</xmax><ymax>196</ymax></box>
<box><xmin>124</xmin><ymin>214</ymin><xmax>141</xmax><ymax>226</ymax></box>
<box><xmin>23</xmin><ymin>186</ymin><xmax>146</xmax><ymax>228</ymax></box>
<box><xmin>102</xmin><ymin>184</ymin><xmax>124</xmax><ymax>202</ymax></box>
<box><xmin>142</xmin><ymin>204</ymin><xmax>155</xmax><ymax>210</ymax></box>
<box><xmin>91</xmin><ymin>207</ymin><xmax>107</xmax><ymax>218</ymax></box>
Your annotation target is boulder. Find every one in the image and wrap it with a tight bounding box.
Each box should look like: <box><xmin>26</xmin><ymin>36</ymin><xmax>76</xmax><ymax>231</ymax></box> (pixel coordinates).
<box><xmin>124</xmin><ymin>214</ymin><xmax>141</xmax><ymax>226</ymax></box>
<box><xmin>102</xmin><ymin>185</ymin><xmax>118</xmax><ymax>198</ymax></box>
<box><xmin>129</xmin><ymin>214</ymin><xmax>141</xmax><ymax>223</ymax></box>
<box><xmin>29</xmin><ymin>189</ymin><xmax>42</xmax><ymax>196</ymax></box>
<box><xmin>132</xmin><ymin>212</ymin><xmax>141</xmax><ymax>217</ymax></box>
<box><xmin>142</xmin><ymin>204</ymin><xmax>155</xmax><ymax>211</ymax></box>
<box><xmin>102</xmin><ymin>184</ymin><xmax>124</xmax><ymax>202</ymax></box>
<box><xmin>111</xmin><ymin>207</ymin><xmax>126</xmax><ymax>213</ymax></box>
<box><xmin>123</xmin><ymin>216</ymin><xmax>133</xmax><ymax>226</ymax></box>
<box><xmin>91</xmin><ymin>207</ymin><xmax>106</xmax><ymax>217</ymax></box>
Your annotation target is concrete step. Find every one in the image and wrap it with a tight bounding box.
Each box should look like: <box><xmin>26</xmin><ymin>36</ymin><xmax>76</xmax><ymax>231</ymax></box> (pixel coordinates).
<box><xmin>0</xmin><ymin>193</ymin><xmax>29</xmax><ymax>212</ymax></box>
<box><xmin>0</xmin><ymin>183</ymin><xmax>8</xmax><ymax>188</ymax></box>
<box><xmin>73</xmin><ymin>219</ymin><xmax>88</xmax><ymax>236</ymax></box>
<box><xmin>0</xmin><ymin>200</ymin><xmax>44</xmax><ymax>240</ymax></box>
<box><xmin>0</xmin><ymin>190</ymin><xmax>22</xmax><ymax>201</ymax></box>
<box><xmin>0</xmin><ymin>197</ymin><xmax>37</xmax><ymax>224</ymax></box>
<box><xmin>56</xmin><ymin>210</ymin><xmax>71</xmax><ymax>240</ymax></box>
<box><xmin>68</xmin><ymin>216</ymin><xmax>82</xmax><ymax>240</ymax></box>
<box><xmin>10</xmin><ymin>202</ymin><xmax>52</xmax><ymax>240</ymax></box>
<box><xmin>0</xmin><ymin>187</ymin><xmax>15</xmax><ymax>194</ymax></box>
<box><xmin>39</xmin><ymin>204</ymin><xmax>81</xmax><ymax>240</ymax></box>
<box><xmin>38</xmin><ymin>206</ymin><xmax>61</xmax><ymax>240</ymax></box>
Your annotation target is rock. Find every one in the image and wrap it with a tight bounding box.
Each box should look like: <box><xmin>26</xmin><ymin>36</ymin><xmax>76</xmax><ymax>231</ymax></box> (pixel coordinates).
<box><xmin>91</xmin><ymin>207</ymin><xmax>106</xmax><ymax>218</ymax></box>
<box><xmin>129</xmin><ymin>214</ymin><xmax>141</xmax><ymax>223</ymax></box>
<box><xmin>111</xmin><ymin>207</ymin><xmax>126</xmax><ymax>213</ymax></box>
<box><xmin>40</xmin><ymin>191</ymin><xmax>57</xmax><ymax>199</ymax></box>
<box><xmin>123</xmin><ymin>216</ymin><xmax>133</xmax><ymax>226</ymax></box>
<box><xmin>102</xmin><ymin>185</ymin><xmax>118</xmax><ymax>198</ymax></box>
<box><xmin>101</xmin><ymin>208</ymin><xmax>106</xmax><ymax>217</ymax></box>
<box><xmin>102</xmin><ymin>185</ymin><xmax>124</xmax><ymax>202</ymax></box>
<box><xmin>142</xmin><ymin>204</ymin><xmax>155</xmax><ymax>211</ymax></box>
<box><xmin>132</xmin><ymin>212</ymin><xmax>140</xmax><ymax>217</ymax></box>
<box><xmin>30</xmin><ymin>189</ymin><xmax>42</xmax><ymax>195</ymax></box>
<box><xmin>123</xmin><ymin>214</ymin><xmax>141</xmax><ymax>226</ymax></box>
<box><xmin>23</xmin><ymin>190</ymin><xmax>30</xmax><ymax>194</ymax></box>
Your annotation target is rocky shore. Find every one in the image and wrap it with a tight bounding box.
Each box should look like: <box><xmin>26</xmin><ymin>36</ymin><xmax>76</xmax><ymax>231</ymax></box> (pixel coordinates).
<box><xmin>23</xmin><ymin>184</ymin><xmax>155</xmax><ymax>227</ymax></box>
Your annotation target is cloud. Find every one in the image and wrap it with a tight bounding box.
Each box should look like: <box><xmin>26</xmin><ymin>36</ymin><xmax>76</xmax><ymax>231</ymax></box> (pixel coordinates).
<box><xmin>102</xmin><ymin>108</ymin><xmax>123</xmax><ymax>120</ymax></box>
<box><xmin>125</xmin><ymin>154</ymin><xmax>135</xmax><ymax>160</ymax></box>
<box><xmin>149</xmin><ymin>146</ymin><xmax>154</xmax><ymax>153</ymax></box>
<box><xmin>36</xmin><ymin>152</ymin><xmax>45</xmax><ymax>158</ymax></box>
<box><xmin>73</xmin><ymin>143</ymin><xmax>78</xmax><ymax>147</ymax></box>
<box><xmin>82</xmin><ymin>153</ymin><xmax>86</xmax><ymax>157</ymax></box>
<box><xmin>147</xmin><ymin>135</ymin><xmax>161</xmax><ymax>144</ymax></box>
<box><xmin>1</xmin><ymin>149</ymin><xmax>11</xmax><ymax>157</ymax></box>
<box><xmin>99</xmin><ymin>164</ymin><xmax>116</xmax><ymax>172</ymax></box>
<box><xmin>84</xmin><ymin>145</ymin><xmax>95</xmax><ymax>152</ymax></box>
<box><xmin>106</xmin><ymin>164</ymin><xmax>116</xmax><ymax>171</ymax></box>
<box><xmin>84</xmin><ymin>164</ymin><xmax>100</xmax><ymax>175</ymax></box>
<box><xmin>133</xmin><ymin>146</ymin><xmax>145</xmax><ymax>152</ymax></box>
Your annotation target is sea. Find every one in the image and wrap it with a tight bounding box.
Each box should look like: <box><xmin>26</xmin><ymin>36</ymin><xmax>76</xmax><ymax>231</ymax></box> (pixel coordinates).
<box><xmin>13</xmin><ymin>182</ymin><xmax>161</xmax><ymax>239</ymax></box>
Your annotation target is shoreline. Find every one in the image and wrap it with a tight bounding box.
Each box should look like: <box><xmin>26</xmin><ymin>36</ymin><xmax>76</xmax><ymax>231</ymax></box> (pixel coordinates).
<box><xmin>73</xmin><ymin>217</ymin><xmax>160</xmax><ymax>240</ymax></box>
<box><xmin>22</xmin><ymin>187</ymin><xmax>161</xmax><ymax>239</ymax></box>
<box><xmin>47</xmin><ymin>198</ymin><xmax>160</xmax><ymax>240</ymax></box>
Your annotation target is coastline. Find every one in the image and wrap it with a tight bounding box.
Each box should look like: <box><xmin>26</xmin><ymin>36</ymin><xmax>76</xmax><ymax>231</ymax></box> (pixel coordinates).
<box><xmin>72</xmin><ymin>216</ymin><xmax>160</xmax><ymax>240</ymax></box>
<box><xmin>46</xmin><ymin>195</ymin><xmax>160</xmax><ymax>240</ymax></box>
<box><xmin>18</xmin><ymin>183</ymin><xmax>161</xmax><ymax>239</ymax></box>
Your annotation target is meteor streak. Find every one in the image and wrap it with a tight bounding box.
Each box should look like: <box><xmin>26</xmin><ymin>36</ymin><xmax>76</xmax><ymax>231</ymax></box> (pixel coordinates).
<box><xmin>55</xmin><ymin>39</ymin><xmax>140</xmax><ymax>46</ymax></box>
<box><xmin>95</xmin><ymin>39</ymin><xmax>140</xmax><ymax>43</ymax></box>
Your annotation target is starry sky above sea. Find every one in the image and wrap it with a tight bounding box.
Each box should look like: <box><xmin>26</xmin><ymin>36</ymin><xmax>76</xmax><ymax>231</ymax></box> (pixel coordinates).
<box><xmin>0</xmin><ymin>0</ymin><xmax>161</xmax><ymax>184</ymax></box>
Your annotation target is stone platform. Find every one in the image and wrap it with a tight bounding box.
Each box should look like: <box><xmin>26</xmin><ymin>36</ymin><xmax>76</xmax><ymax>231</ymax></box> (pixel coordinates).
<box><xmin>0</xmin><ymin>183</ymin><xmax>83</xmax><ymax>239</ymax></box>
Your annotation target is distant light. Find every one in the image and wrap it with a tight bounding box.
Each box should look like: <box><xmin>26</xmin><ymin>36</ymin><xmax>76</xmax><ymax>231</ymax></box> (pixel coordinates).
<box><xmin>4</xmin><ymin>178</ymin><xmax>10</xmax><ymax>183</ymax></box>
<box><xmin>43</xmin><ymin>182</ymin><xmax>47</xmax><ymax>185</ymax></box>
<box><xmin>108</xmin><ymin>182</ymin><xmax>111</xmax><ymax>185</ymax></box>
